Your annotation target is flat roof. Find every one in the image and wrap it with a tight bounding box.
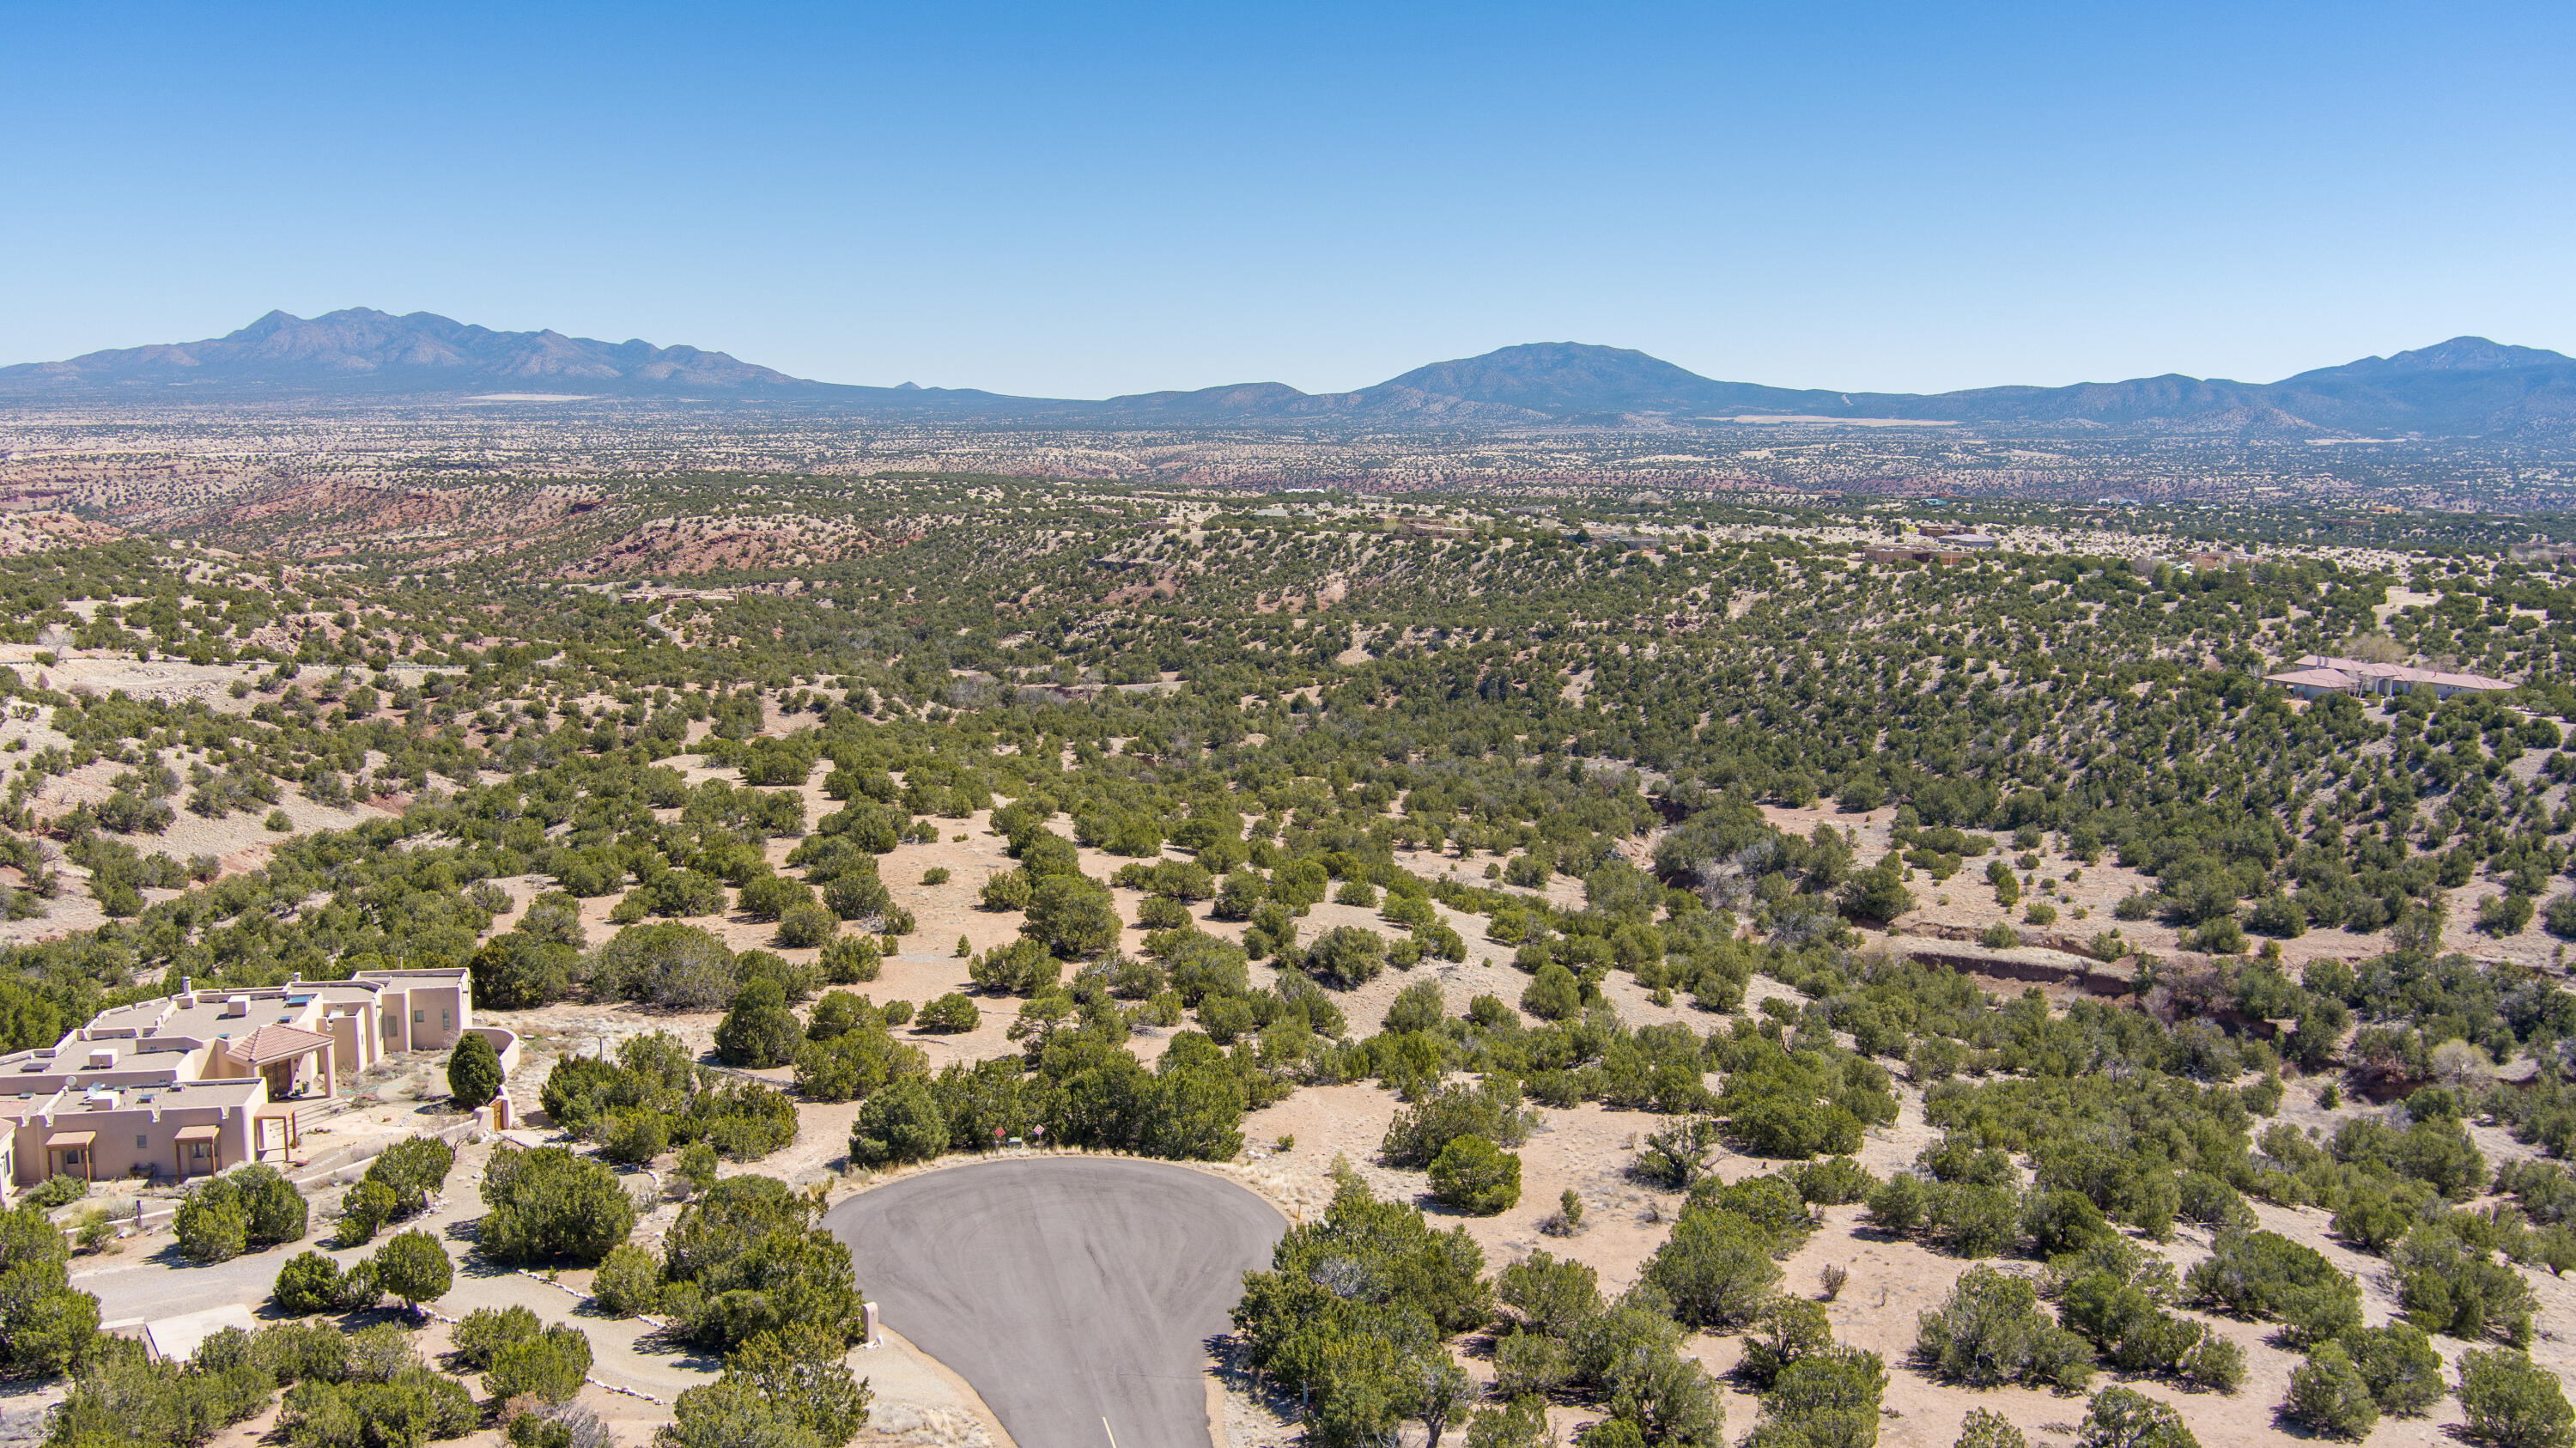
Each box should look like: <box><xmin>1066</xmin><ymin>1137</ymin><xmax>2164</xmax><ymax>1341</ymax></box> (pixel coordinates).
<box><xmin>143</xmin><ymin>1304</ymin><xmax>258</xmax><ymax>1366</ymax></box>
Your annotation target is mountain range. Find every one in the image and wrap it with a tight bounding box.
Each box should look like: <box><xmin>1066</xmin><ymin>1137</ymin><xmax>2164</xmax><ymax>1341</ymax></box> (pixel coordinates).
<box><xmin>5</xmin><ymin>308</ymin><xmax>2573</xmax><ymax>436</ymax></box>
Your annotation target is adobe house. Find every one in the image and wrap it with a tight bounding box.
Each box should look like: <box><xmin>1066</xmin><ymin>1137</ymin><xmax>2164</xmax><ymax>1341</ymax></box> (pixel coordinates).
<box><xmin>0</xmin><ymin>967</ymin><xmax>499</xmax><ymax>1192</ymax></box>
<box><xmin>2263</xmin><ymin>654</ymin><xmax>2515</xmax><ymax>703</ymax></box>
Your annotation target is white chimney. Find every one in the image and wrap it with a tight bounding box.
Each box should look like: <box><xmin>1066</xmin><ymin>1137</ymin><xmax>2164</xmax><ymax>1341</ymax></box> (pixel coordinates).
<box><xmin>179</xmin><ymin>977</ymin><xmax>197</xmax><ymax>1007</ymax></box>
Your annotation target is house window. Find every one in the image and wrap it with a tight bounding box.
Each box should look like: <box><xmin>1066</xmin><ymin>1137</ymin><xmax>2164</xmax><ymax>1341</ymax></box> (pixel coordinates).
<box><xmin>440</xmin><ymin>1009</ymin><xmax>452</xmax><ymax>1029</ymax></box>
<box><xmin>413</xmin><ymin>1010</ymin><xmax>423</xmax><ymax>1024</ymax></box>
<box><xmin>136</xmin><ymin>1135</ymin><xmax>147</xmax><ymax>1149</ymax></box>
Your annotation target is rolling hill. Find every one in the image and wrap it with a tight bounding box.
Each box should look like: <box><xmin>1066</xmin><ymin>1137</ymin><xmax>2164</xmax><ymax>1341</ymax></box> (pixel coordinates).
<box><xmin>4</xmin><ymin>310</ymin><xmax>2571</xmax><ymax>435</ymax></box>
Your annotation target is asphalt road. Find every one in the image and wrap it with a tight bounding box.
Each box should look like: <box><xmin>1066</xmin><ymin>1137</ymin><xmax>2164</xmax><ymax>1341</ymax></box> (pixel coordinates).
<box><xmin>825</xmin><ymin>1158</ymin><xmax>1285</xmax><ymax>1448</ymax></box>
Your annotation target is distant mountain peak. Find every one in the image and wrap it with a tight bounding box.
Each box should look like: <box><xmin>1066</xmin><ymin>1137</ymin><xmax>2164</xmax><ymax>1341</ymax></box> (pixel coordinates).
<box><xmin>2374</xmin><ymin>336</ymin><xmax>2570</xmax><ymax>372</ymax></box>
<box><xmin>0</xmin><ymin>309</ymin><xmax>805</xmax><ymax>398</ymax></box>
<box><xmin>1370</xmin><ymin>341</ymin><xmax>1835</xmax><ymax>418</ymax></box>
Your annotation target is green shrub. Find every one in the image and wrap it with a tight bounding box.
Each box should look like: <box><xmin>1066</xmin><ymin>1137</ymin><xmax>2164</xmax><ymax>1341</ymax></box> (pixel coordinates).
<box><xmin>1232</xmin><ymin>1173</ymin><xmax>1498</xmax><ymax>1438</ymax></box>
<box><xmin>25</xmin><ymin>1175</ymin><xmax>87</xmax><ymax>1210</ymax></box>
<box><xmin>483</xmin><ymin>1324</ymin><xmax>592</xmax><ymax>1404</ymax></box>
<box><xmin>2075</xmin><ymin>1386</ymin><xmax>2199</xmax><ymax>1448</ymax></box>
<box><xmin>851</xmin><ymin>1077</ymin><xmax>948</xmax><ymax>1168</ymax></box>
<box><xmin>1382</xmin><ymin>1078</ymin><xmax>1532</xmax><ymax>1168</ymax></box>
<box><xmin>272</xmin><ymin>1250</ymin><xmax>344</xmax><ymax>1316</ymax></box>
<box><xmin>919</xmin><ymin>992</ymin><xmax>981</xmax><ymax>1033</ymax></box>
<box><xmin>1741</xmin><ymin>1298</ymin><xmax>1834</xmax><ymax>1390</ymax></box>
<box><xmin>1642</xmin><ymin>1204</ymin><xmax>1781</xmax><ymax>1330</ymax></box>
<box><xmin>1914</xmin><ymin>1265</ymin><xmax>2094</xmax><ymax>1390</ymax></box>
<box><xmin>2022</xmin><ymin>1189</ymin><xmax>2116</xmax><ymax>1258</ymax></box>
<box><xmin>1725</xmin><ymin>1089</ymin><xmax>1864</xmax><ymax>1160</ymax></box>
<box><xmin>1955</xmin><ymin>1409</ymin><xmax>2027</xmax><ymax>1448</ymax></box>
<box><xmin>1521</xmin><ymin>963</ymin><xmax>1583</xmax><ymax>1020</ymax></box>
<box><xmin>447</xmin><ymin>1031</ymin><xmax>501</xmax><ymax>1108</ymax></box>
<box><xmin>1747</xmin><ymin>1346</ymin><xmax>1884</xmax><ymax>1448</ymax></box>
<box><xmin>714</xmin><ymin>978</ymin><xmax>803</xmax><ymax>1068</ymax></box>
<box><xmin>2337</xmin><ymin>1320</ymin><xmax>2444</xmax><ymax>1415</ymax></box>
<box><xmin>2458</xmin><ymin>1348</ymin><xmax>2575</xmax><ymax>1448</ymax></box>
<box><xmin>592</xmin><ymin>1244</ymin><xmax>664</xmax><ymax>1317</ymax></box>
<box><xmin>1687</xmin><ymin>1175</ymin><xmax>1817</xmax><ymax>1252</ymax></box>
<box><xmin>1304</xmin><ymin>925</ymin><xmax>1388</xmax><ymax>988</ymax></box>
<box><xmin>2391</xmin><ymin>1224</ymin><xmax>2536</xmax><ymax>1345</ymax></box>
<box><xmin>172</xmin><ymin>1163</ymin><xmax>307</xmax><ymax>1263</ymax></box>
<box><xmin>598</xmin><ymin>1109</ymin><xmax>670</xmax><ymax>1165</ymax></box>
<box><xmin>775</xmin><ymin>900</ymin><xmax>838</xmax><ymax>949</ymax></box>
<box><xmin>46</xmin><ymin>1333</ymin><xmax>275</xmax><ymax>1445</ymax></box>
<box><xmin>471</xmin><ymin>925</ymin><xmax>580</xmax><ymax>1011</ymax></box>
<box><xmin>480</xmin><ymin>1146</ymin><xmax>637</xmax><ymax>1264</ymax></box>
<box><xmin>1022</xmin><ymin>874</ymin><xmax>1121</xmax><ymax>958</ymax></box>
<box><xmin>677</xmin><ymin>1141</ymin><xmax>720</xmax><ymax>1195</ymax></box>
<box><xmin>819</xmin><ymin>934</ymin><xmax>881</xmax><ymax>983</ymax></box>
<box><xmin>1495</xmin><ymin>1250</ymin><xmax>1601</xmax><ymax>1339</ymax></box>
<box><xmin>1637</xmin><ymin>1116</ymin><xmax>1723</xmax><ymax>1190</ymax></box>
<box><xmin>333</xmin><ymin>1258</ymin><xmax>382</xmax><ymax>1312</ymax></box>
<box><xmin>1921</xmin><ymin>1180</ymin><xmax>2020</xmax><ymax>1258</ymax></box>
<box><xmin>365</xmin><ymin>1136</ymin><xmax>456</xmax><ymax>1217</ymax></box>
<box><xmin>2175</xmin><ymin>1171</ymin><xmax>2253</xmax><ymax>1232</ymax></box>
<box><xmin>1864</xmin><ymin>1173</ymin><xmax>1925</xmax><ymax>1236</ymax></box>
<box><xmin>2184</xmin><ymin>1230</ymin><xmax>2361</xmax><ymax>1344</ymax></box>
<box><xmin>277</xmin><ymin>1367</ymin><xmax>475</xmax><ymax>1448</ymax></box>
<box><xmin>1428</xmin><ymin>1135</ymin><xmax>1522</xmax><ymax>1215</ymax></box>
<box><xmin>659</xmin><ymin>1177</ymin><xmax>865</xmax><ymax>1353</ymax></box>
<box><xmin>2285</xmin><ymin>1342</ymin><xmax>2380</xmax><ymax>1441</ymax></box>
<box><xmin>174</xmin><ymin>1189</ymin><xmax>250</xmax><ymax>1264</ymax></box>
<box><xmin>793</xmin><ymin>1024</ymin><xmax>924</xmax><ymax>1103</ymax></box>
<box><xmin>370</xmin><ymin>1229</ymin><xmax>452</xmax><ymax>1316</ymax></box>
<box><xmin>1784</xmin><ymin>1157</ymin><xmax>1877</xmax><ymax>1206</ymax></box>
<box><xmin>662</xmin><ymin>1324</ymin><xmax>873</xmax><ymax>1448</ymax></box>
<box><xmin>451</xmin><ymin>1304</ymin><xmax>542</xmax><ymax>1369</ymax></box>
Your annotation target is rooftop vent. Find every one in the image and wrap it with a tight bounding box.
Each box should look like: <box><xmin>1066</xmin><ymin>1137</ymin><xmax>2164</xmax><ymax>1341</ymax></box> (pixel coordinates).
<box><xmin>222</xmin><ymin>995</ymin><xmax>250</xmax><ymax>1019</ymax></box>
<box><xmin>84</xmin><ymin>1047</ymin><xmax>117</xmax><ymax>1071</ymax></box>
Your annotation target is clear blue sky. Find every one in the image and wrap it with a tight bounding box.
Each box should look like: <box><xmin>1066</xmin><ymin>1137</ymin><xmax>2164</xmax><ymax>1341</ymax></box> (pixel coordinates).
<box><xmin>4</xmin><ymin>2</ymin><xmax>2570</xmax><ymax>398</ymax></box>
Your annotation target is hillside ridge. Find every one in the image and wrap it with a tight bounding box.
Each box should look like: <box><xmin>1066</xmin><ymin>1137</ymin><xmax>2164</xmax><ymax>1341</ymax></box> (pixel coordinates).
<box><xmin>6</xmin><ymin>312</ymin><xmax>2571</xmax><ymax>435</ymax></box>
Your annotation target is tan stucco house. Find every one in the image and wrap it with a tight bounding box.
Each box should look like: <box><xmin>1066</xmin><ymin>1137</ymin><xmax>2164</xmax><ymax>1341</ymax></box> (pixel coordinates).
<box><xmin>0</xmin><ymin>966</ymin><xmax>485</xmax><ymax>1191</ymax></box>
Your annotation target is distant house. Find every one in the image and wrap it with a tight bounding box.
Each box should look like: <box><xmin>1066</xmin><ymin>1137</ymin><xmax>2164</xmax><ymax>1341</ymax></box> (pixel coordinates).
<box><xmin>2264</xmin><ymin>666</ymin><xmax>2369</xmax><ymax>701</ymax></box>
<box><xmin>0</xmin><ymin>967</ymin><xmax>493</xmax><ymax>1194</ymax></box>
<box><xmin>2263</xmin><ymin>654</ymin><xmax>2515</xmax><ymax>702</ymax></box>
<box><xmin>1861</xmin><ymin>542</ymin><xmax>1970</xmax><ymax>565</ymax></box>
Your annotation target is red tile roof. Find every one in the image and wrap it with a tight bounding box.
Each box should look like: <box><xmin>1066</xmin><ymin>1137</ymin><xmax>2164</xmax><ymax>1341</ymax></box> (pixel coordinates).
<box><xmin>223</xmin><ymin>1024</ymin><xmax>334</xmax><ymax>1067</ymax></box>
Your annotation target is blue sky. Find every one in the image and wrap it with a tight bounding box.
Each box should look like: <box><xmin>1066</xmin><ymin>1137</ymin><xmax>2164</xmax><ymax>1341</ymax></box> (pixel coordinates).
<box><xmin>4</xmin><ymin>2</ymin><xmax>2570</xmax><ymax>398</ymax></box>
